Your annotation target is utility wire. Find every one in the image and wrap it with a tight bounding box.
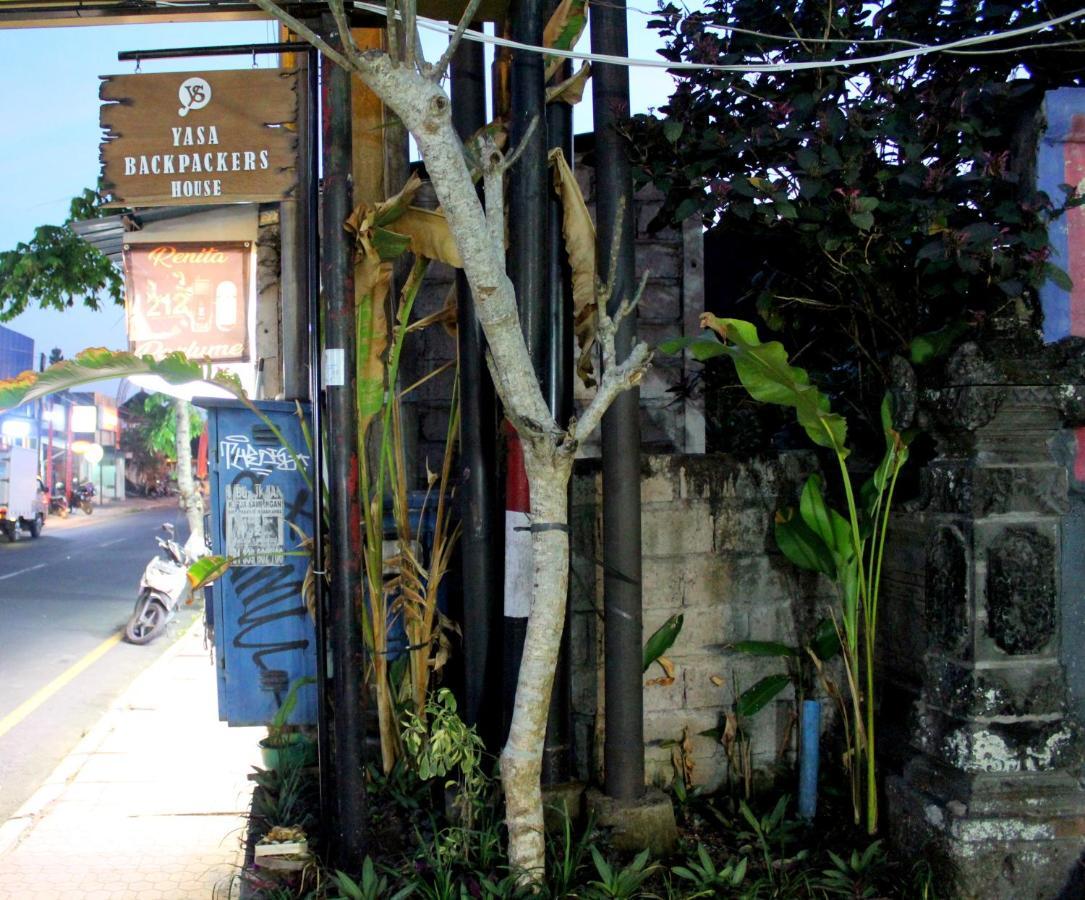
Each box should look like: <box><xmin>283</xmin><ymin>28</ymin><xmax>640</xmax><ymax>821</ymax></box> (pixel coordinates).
<box><xmin>349</xmin><ymin>0</ymin><xmax>1085</xmax><ymax>73</ymax></box>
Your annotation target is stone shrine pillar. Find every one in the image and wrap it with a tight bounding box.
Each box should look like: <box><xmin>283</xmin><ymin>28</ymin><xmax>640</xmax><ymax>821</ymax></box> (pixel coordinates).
<box><xmin>887</xmin><ymin>343</ymin><xmax>1085</xmax><ymax>898</ymax></box>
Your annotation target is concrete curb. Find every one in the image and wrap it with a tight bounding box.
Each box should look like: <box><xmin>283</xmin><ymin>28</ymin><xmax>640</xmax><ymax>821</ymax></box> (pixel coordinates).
<box><xmin>43</xmin><ymin>497</ymin><xmax>178</xmax><ymax>533</ymax></box>
<box><xmin>0</xmin><ymin>618</ymin><xmax>203</xmax><ymax>857</ymax></box>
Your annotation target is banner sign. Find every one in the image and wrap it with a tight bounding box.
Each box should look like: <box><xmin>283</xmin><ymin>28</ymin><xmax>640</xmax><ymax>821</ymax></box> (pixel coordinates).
<box><xmin>100</xmin><ymin>69</ymin><xmax>298</xmax><ymax>207</ymax></box>
<box><xmin>124</xmin><ymin>241</ymin><xmax>250</xmax><ymax>361</ymax></box>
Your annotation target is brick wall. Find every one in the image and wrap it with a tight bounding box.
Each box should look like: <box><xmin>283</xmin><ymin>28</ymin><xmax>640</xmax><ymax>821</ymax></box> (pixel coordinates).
<box><xmin>569</xmin><ymin>453</ymin><xmax>831</xmax><ymax>790</ymax></box>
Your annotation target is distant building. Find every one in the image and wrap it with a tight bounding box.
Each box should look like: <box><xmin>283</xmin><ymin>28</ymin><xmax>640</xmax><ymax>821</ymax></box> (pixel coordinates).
<box><xmin>0</xmin><ymin>325</ymin><xmax>32</xmax><ymax>380</ymax></box>
<box><xmin>0</xmin><ymin>325</ymin><xmax>38</xmax><ymax>451</ymax></box>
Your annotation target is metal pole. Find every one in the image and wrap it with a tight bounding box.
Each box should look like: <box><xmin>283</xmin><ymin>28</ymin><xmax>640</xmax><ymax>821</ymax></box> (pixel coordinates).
<box><xmin>592</xmin><ymin>0</ymin><xmax>645</xmax><ymax>801</ymax></box>
<box><xmin>542</xmin><ymin>53</ymin><xmax>574</xmax><ymax>785</ymax></box>
<box><xmin>319</xmin><ymin>18</ymin><xmax>367</xmax><ymax>869</ymax></box>
<box><xmin>280</xmin><ymin>52</ymin><xmax>311</xmax><ymax>400</ymax></box>
<box><xmin>450</xmin><ymin>37</ymin><xmax>502</xmax><ymax>750</ymax></box>
<box><xmin>503</xmin><ymin>0</ymin><xmax>549</xmax><ymax>740</ymax></box>
<box><xmin>302</xmin><ymin>44</ymin><xmax>334</xmax><ymax>857</ymax></box>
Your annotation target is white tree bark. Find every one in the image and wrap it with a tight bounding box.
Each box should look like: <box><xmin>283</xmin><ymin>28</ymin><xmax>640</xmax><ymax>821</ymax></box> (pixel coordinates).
<box><xmin>174</xmin><ymin>399</ymin><xmax>204</xmax><ymax>548</ymax></box>
<box><xmin>251</xmin><ymin>1</ymin><xmax>650</xmax><ymax>879</ymax></box>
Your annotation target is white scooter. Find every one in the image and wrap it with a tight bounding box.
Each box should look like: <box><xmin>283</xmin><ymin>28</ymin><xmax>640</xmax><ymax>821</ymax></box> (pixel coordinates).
<box><xmin>124</xmin><ymin>523</ymin><xmax>205</xmax><ymax>645</ymax></box>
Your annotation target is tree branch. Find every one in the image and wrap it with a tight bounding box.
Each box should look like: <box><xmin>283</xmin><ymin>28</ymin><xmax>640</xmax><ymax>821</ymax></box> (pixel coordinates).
<box><xmin>329</xmin><ymin>0</ymin><xmax>360</xmax><ymax>57</ymax></box>
<box><xmin>572</xmin><ymin>342</ymin><xmax>651</xmax><ymax>443</ymax></box>
<box><xmin>572</xmin><ymin>268</ymin><xmax>653</xmax><ymax>444</ymax></box>
<box><xmin>251</xmin><ymin>0</ymin><xmax>356</xmax><ymax>71</ymax></box>
<box><xmin>386</xmin><ymin>0</ymin><xmax>400</xmax><ymax>62</ymax></box>
<box><xmin>501</xmin><ymin>115</ymin><xmax>541</xmax><ymax>174</ymax></box>
<box><xmin>431</xmin><ymin>0</ymin><xmax>484</xmax><ymax>83</ymax></box>
<box><xmin>403</xmin><ymin>0</ymin><xmax>417</xmax><ymax>71</ymax></box>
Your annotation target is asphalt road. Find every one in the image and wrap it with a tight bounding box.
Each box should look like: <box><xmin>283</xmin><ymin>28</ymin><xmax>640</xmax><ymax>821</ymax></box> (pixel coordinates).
<box><xmin>0</xmin><ymin>504</ymin><xmax>202</xmax><ymax>823</ymax></box>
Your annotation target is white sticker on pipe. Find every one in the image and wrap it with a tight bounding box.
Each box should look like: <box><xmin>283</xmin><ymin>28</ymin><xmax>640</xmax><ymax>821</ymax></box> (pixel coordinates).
<box><xmin>323</xmin><ymin>349</ymin><xmax>345</xmax><ymax>387</ymax></box>
<box><xmin>503</xmin><ymin>510</ymin><xmax>533</xmax><ymax>618</ymax></box>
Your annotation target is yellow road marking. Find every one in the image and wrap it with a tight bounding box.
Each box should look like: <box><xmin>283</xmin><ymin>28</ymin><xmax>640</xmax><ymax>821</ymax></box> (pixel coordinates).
<box><xmin>0</xmin><ymin>631</ymin><xmax>124</xmax><ymax>739</ymax></box>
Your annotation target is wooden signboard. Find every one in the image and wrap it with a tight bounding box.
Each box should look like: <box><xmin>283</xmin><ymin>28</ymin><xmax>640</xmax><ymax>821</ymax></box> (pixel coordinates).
<box><xmin>100</xmin><ymin>69</ymin><xmax>298</xmax><ymax>207</ymax></box>
<box><xmin>124</xmin><ymin>241</ymin><xmax>251</xmax><ymax>362</ymax></box>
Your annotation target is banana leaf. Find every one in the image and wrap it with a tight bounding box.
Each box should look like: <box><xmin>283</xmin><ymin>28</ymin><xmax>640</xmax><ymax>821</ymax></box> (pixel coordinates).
<box><xmin>732</xmin><ymin>640</ymin><xmax>798</xmax><ymax>657</ymax></box>
<box><xmin>699</xmin><ymin>314</ymin><xmax>848</xmax><ymax>455</ymax></box>
<box><xmin>0</xmin><ymin>347</ymin><xmax>243</xmax><ymax>412</ymax></box>
<box><xmin>799</xmin><ymin>475</ymin><xmax>853</xmax><ymax>563</ymax></box>
<box><xmin>549</xmin><ymin>147</ymin><xmax>598</xmax><ymax>386</ymax></box>
<box><xmin>809</xmin><ymin>617</ymin><xmax>841</xmax><ymax>662</ymax></box>
<box><xmin>187</xmin><ymin>555</ymin><xmax>231</xmax><ymax>590</ymax></box>
<box><xmin>543</xmin><ymin>0</ymin><xmax>588</xmax><ymax>81</ymax></box>
<box><xmin>735</xmin><ymin>673</ymin><xmax>791</xmax><ymax>717</ymax></box>
<box><xmin>643</xmin><ymin>613</ymin><xmax>683</xmax><ymax>672</ymax></box>
<box><xmin>774</xmin><ymin>507</ymin><xmax>835</xmax><ymax>576</ymax></box>
<box><xmin>547</xmin><ymin>63</ymin><xmax>592</xmax><ymax>105</ymax></box>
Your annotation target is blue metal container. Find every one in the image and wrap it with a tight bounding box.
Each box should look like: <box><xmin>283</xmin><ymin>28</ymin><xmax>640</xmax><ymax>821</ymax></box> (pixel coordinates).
<box><xmin>197</xmin><ymin>398</ymin><xmax>317</xmax><ymax>726</ymax></box>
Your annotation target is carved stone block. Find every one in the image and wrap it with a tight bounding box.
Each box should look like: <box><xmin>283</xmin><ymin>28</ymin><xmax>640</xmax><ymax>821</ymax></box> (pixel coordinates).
<box><xmin>985</xmin><ymin>527</ymin><xmax>1057</xmax><ymax>656</ymax></box>
<box><xmin>925</xmin><ymin>526</ymin><xmax>970</xmax><ymax>657</ymax></box>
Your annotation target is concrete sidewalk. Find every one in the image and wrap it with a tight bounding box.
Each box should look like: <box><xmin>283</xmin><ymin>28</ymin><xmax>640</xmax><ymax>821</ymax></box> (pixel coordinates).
<box><xmin>0</xmin><ymin>622</ymin><xmax>262</xmax><ymax>899</ymax></box>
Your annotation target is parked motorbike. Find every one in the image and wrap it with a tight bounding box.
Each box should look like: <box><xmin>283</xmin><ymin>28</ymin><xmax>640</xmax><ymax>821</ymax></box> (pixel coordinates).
<box><xmin>49</xmin><ymin>481</ymin><xmax>70</xmax><ymax>518</ymax></box>
<box><xmin>70</xmin><ymin>482</ymin><xmax>95</xmax><ymax>515</ymax></box>
<box><xmin>124</xmin><ymin>523</ymin><xmax>205</xmax><ymax>645</ymax></box>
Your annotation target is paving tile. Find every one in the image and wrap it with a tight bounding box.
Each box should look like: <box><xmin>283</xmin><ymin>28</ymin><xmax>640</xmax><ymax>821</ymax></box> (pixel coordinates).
<box><xmin>0</xmin><ymin>623</ymin><xmax>260</xmax><ymax>900</ymax></box>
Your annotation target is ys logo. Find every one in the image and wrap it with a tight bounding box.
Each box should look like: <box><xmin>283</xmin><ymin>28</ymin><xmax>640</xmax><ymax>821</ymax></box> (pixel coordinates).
<box><xmin>178</xmin><ymin>77</ymin><xmax>212</xmax><ymax>117</ymax></box>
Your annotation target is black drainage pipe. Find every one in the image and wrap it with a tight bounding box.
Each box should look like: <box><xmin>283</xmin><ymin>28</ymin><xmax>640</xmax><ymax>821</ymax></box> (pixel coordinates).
<box><xmin>450</xmin><ymin>36</ymin><xmax>503</xmax><ymax>752</ymax></box>
<box><xmin>591</xmin><ymin>0</ymin><xmax>645</xmax><ymax>801</ymax></box>
<box><xmin>319</xmin><ymin>16</ymin><xmax>368</xmax><ymax>868</ymax></box>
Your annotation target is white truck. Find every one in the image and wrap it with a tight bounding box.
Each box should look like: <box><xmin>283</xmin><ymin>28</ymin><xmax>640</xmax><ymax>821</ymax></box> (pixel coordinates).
<box><xmin>0</xmin><ymin>446</ymin><xmax>46</xmax><ymax>541</ymax></box>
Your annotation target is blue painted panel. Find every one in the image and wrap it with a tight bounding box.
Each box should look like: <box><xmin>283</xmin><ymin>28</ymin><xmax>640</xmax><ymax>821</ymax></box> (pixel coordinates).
<box><xmin>198</xmin><ymin>398</ymin><xmax>317</xmax><ymax>726</ymax></box>
<box><xmin>1039</xmin><ymin>88</ymin><xmax>1085</xmax><ymax>342</ymax></box>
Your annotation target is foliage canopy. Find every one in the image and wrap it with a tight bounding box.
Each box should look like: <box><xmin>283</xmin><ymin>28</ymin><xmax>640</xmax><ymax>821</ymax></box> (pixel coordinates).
<box><xmin>0</xmin><ymin>188</ymin><xmax>123</xmax><ymax>321</ymax></box>
<box><xmin>630</xmin><ymin>0</ymin><xmax>1085</xmax><ymax>412</ymax></box>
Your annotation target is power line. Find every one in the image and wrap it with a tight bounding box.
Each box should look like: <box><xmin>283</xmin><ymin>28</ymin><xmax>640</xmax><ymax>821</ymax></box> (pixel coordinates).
<box><xmin>349</xmin><ymin>1</ymin><xmax>1085</xmax><ymax>74</ymax></box>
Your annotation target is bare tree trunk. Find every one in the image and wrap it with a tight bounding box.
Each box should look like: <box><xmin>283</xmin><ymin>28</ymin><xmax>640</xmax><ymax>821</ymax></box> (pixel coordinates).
<box><xmin>500</xmin><ymin>450</ymin><xmax>572</xmax><ymax>877</ymax></box>
<box><xmin>174</xmin><ymin>399</ymin><xmax>204</xmax><ymax>546</ymax></box>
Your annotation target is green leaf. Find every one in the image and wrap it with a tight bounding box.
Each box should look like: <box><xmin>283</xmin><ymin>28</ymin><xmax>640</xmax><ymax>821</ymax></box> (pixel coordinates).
<box><xmin>1045</xmin><ymin>262</ymin><xmax>1073</xmax><ymax>293</ymax></box>
<box><xmin>187</xmin><ymin>555</ymin><xmax>231</xmax><ymax>590</ymax></box>
<box><xmin>909</xmin><ymin>320</ymin><xmax>969</xmax><ymax>365</ymax></box>
<box><xmin>735</xmin><ymin>673</ymin><xmax>790</xmax><ymax>717</ymax></box>
<box><xmin>732</xmin><ymin>640</ymin><xmax>798</xmax><ymax>657</ymax></box>
<box><xmin>699</xmin><ymin>316</ymin><xmax>847</xmax><ymax>455</ymax></box>
<box><xmin>270</xmin><ymin>676</ymin><xmax>316</xmax><ymax>730</ymax></box>
<box><xmin>370</xmin><ymin>226</ymin><xmax>413</xmax><ymax>261</ymax></box>
<box><xmin>808</xmin><ymin>617</ymin><xmax>841</xmax><ymax>662</ymax></box>
<box><xmin>798</xmin><ymin>473</ymin><xmax>846</xmax><ymax>560</ymax></box>
<box><xmin>643</xmin><ymin>613</ymin><xmax>683</xmax><ymax>672</ymax></box>
<box><xmin>659</xmin><ymin>334</ymin><xmax>729</xmax><ymax>361</ymax></box>
<box><xmin>0</xmin><ymin>348</ymin><xmax>242</xmax><ymax>413</ymax></box>
<box><xmin>663</xmin><ymin>120</ymin><xmax>684</xmax><ymax>144</ymax></box>
<box><xmin>849</xmin><ymin>211</ymin><xmax>875</xmax><ymax>231</ymax></box>
<box><xmin>774</xmin><ymin>507</ymin><xmax>835</xmax><ymax>576</ymax></box>
<box><xmin>674</xmin><ymin>197</ymin><xmax>702</xmax><ymax>223</ymax></box>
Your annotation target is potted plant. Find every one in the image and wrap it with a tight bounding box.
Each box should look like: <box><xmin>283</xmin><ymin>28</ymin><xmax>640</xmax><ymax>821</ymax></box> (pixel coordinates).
<box><xmin>259</xmin><ymin>676</ymin><xmax>317</xmax><ymax>771</ymax></box>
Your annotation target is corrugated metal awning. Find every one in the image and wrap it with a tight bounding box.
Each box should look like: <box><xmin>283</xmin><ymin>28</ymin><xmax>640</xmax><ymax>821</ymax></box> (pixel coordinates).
<box><xmin>69</xmin><ymin>205</ymin><xmax>235</xmax><ymax>263</ymax></box>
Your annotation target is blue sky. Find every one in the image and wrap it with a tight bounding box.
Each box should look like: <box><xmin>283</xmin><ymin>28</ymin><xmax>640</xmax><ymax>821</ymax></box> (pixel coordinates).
<box><xmin>0</xmin><ymin>13</ymin><xmax>675</xmax><ymax>364</ymax></box>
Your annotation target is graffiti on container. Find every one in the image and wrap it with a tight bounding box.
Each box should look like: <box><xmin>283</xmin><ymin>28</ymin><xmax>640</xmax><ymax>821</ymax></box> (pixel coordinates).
<box><xmin>221</xmin><ymin>450</ymin><xmax>313</xmax><ymax>694</ymax></box>
<box><xmin>220</xmin><ymin>433</ymin><xmax>310</xmax><ymax>476</ymax></box>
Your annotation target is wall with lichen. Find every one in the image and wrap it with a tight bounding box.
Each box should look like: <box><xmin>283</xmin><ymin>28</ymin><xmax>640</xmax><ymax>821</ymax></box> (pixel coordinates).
<box><xmin>568</xmin><ymin>453</ymin><xmax>833</xmax><ymax>790</ymax></box>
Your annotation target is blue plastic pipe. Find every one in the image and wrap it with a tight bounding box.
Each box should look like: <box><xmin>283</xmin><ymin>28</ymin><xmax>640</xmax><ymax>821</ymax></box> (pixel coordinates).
<box><xmin>798</xmin><ymin>699</ymin><xmax>821</xmax><ymax>821</ymax></box>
